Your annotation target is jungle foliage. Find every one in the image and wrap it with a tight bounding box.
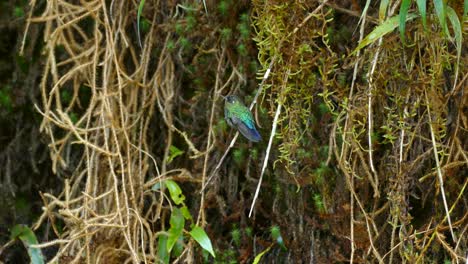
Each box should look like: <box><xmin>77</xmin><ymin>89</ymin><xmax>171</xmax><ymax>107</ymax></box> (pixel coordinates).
<box><xmin>1</xmin><ymin>0</ymin><xmax>467</xmax><ymax>263</ymax></box>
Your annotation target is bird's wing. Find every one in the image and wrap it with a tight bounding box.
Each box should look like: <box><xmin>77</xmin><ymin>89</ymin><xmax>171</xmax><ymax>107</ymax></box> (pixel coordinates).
<box><xmin>230</xmin><ymin>116</ymin><xmax>262</xmax><ymax>142</ymax></box>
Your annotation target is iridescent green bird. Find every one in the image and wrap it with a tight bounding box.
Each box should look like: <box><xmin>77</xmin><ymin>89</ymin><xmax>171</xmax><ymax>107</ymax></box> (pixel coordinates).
<box><xmin>224</xmin><ymin>95</ymin><xmax>261</xmax><ymax>142</ymax></box>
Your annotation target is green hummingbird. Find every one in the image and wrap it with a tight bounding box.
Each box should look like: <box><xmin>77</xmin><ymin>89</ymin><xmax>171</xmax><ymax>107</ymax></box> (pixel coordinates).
<box><xmin>223</xmin><ymin>95</ymin><xmax>262</xmax><ymax>142</ymax></box>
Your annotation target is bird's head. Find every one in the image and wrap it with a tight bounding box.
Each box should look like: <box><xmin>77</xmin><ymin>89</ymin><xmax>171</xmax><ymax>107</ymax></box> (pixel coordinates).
<box><xmin>224</xmin><ymin>95</ymin><xmax>241</xmax><ymax>104</ymax></box>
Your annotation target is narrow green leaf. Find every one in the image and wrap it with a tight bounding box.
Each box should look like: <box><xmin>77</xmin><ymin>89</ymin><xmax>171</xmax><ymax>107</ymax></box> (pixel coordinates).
<box><xmin>167</xmin><ymin>208</ymin><xmax>185</xmax><ymax>252</ymax></box>
<box><xmin>358</xmin><ymin>0</ymin><xmax>372</xmax><ymax>27</ymax></box>
<box><xmin>399</xmin><ymin>0</ymin><xmax>411</xmax><ymax>42</ymax></box>
<box><xmin>165</xmin><ymin>180</ymin><xmax>185</xmax><ymax>205</ymax></box>
<box><xmin>446</xmin><ymin>7</ymin><xmax>462</xmax><ymax>59</ymax></box>
<box><xmin>416</xmin><ymin>0</ymin><xmax>427</xmax><ymax>30</ymax></box>
<box><xmin>11</xmin><ymin>225</ymin><xmax>45</xmax><ymax>264</ymax></box>
<box><xmin>189</xmin><ymin>226</ymin><xmax>215</xmax><ymax>258</ymax></box>
<box><xmin>352</xmin><ymin>13</ymin><xmax>418</xmax><ymax>55</ymax></box>
<box><xmin>170</xmin><ymin>208</ymin><xmax>185</xmax><ymax>231</ymax></box>
<box><xmin>252</xmin><ymin>246</ymin><xmax>272</xmax><ymax>264</ymax></box>
<box><xmin>137</xmin><ymin>0</ymin><xmax>146</xmax><ymax>48</ymax></box>
<box><xmin>379</xmin><ymin>0</ymin><xmax>390</xmax><ymax>20</ymax></box>
<box><xmin>202</xmin><ymin>0</ymin><xmax>208</xmax><ymax>14</ymax></box>
<box><xmin>157</xmin><ymin>234</ymin><xmax>170</xmax><ymax>264</ymax></box>
<box><xmin>433</xmin><ymin>0</ymin><xmax>449</xmax><ymax>36</ymax></box>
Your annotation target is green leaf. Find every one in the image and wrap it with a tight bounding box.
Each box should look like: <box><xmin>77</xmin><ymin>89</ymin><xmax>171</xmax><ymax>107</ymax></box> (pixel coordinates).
<box><xmin>157</xmin><ymin>234</ymin><xmax>170</xmax><ymax>264</ymax></box>
<box><xmin>180</xmin><ymin>205</ymin><xmax>192</xmax><ymax>220</ymax></box>
<box><xmin>359</xmin><ymin>0</ymin><xmax>372</xmax><ymax>26</ymax></box>
<box><xmin>446</xmin><ymin>7</ymin><xmax>462</xmax><ymax>61</ymax></box>
<box><xmin>252</xmin><ymin>245</ymin><xmax>272</xmax><ymax>264</ymax></box>
<box><xmin>379</xmin><ymin>0</ymin><xmax>390</xmax><ymax>20</ymax></box>
<box><xmin>165</xmin><ymin>180</ymin><xmax>185</xmax><ymax>205</ymax></box>
<box><xmin>172</xmin><ymin>236</ymin><xmax>185</xmax><ymax>257</ymax></box>
<box><xmin>167</xmin><ymin>208</ymin><xmax>185</xmax><ymax>253</ymax></box>
<box><xmin>167</xmin><ymin>145</ymin><xmax>184</xmax><ymax>164</ymax></box>
<box><xmin>433</xmin><ymin>0</ymin><xmax>449</xmax><ymax>36</ymax></box>
<box><xmin>352</xmin><ymin>13</ymin><xmax>418</xmax><ymax>55</ymax></box>
<box><xmin>189</xmin><ymin>226</ymin><xmax>215</xmax><ymax>258</ymax></box>
<box><xmin>399</xmin><ymin>0</ymin><xmax>411</xmax><ymax>42</ymax></box>
<box><xmin>137</xmin><ymin>0</ymin><xmax>146</xmax><ymax>48</ymax></box>
<box><xmin>11</xmin><ymin>225</ymin><xmax>45</xmax><ymax>264</ymax></box>
<box><xmin>170</xmin><ymin>208</ymin><xmax>185</xmax><ymax>231</ymax></box>
<box><xmin>416</xmin><ymin>0</ymin><xmax>427</xmax><ymax>30</ymax></box>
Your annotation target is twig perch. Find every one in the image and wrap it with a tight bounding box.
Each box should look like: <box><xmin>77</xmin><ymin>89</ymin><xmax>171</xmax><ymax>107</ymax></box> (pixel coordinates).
<box><xmin>249</xmin><ymin>100</ymin><xmax>281</xmax><ymax>217</ymax></box>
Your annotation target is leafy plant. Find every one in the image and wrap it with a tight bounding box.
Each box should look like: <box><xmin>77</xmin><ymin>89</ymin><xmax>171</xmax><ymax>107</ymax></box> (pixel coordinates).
<box><xmin>352</xmin><ymin>13</ymin><xmax>418</xmax><ymax>54</ymax></box>
<box><xmin>152</xmin><ymin>180</ymin><xmax>216</xmax><ymax>262</ymax></box>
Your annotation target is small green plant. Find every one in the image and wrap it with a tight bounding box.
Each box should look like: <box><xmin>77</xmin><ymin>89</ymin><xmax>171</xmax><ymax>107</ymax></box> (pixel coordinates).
<box><xmin>312</xmin><ymin>193</ymin><xmax>325</xmax><ymax>213</ymax></box>
<box><xmin>179</xmin><ymin>37</ymin><xmax>191</xmax><ymax>50</ymax></box>
<box><xmin>230</xmin><ymin>227</ymin><xmax>241</xmax><ymax>246</ymax></box>
<box><xmin>238</xmin><ymin>13</ymin><xmax>250</xmax><ymax>40</ymax></box>
<box><xmin>166</xmin><ymin>39</ymin><xmax>175</xmax><ymax>51</ymax></box>
<box><xmin>232</xmin><ymin>149</ymin><xmax>245</xmax><ymax>165</ymax></box>
<box><xmin>297</xmin><ymin>148</ymin><xmax>312</xmax><ymax>159</ymax></box>
<box><xmin>185</xmin><ymin>16</ymin><xmax>196</xmax><ymax>32</ymax></box>
<box><xmin>220</xmin><ymin>28</ymin><xmax>232</xmax><ymax>43</ymax></box>
<box><xmin>218</xmin><ymin>1</ymin><xmax>230</xmax><ymax>16</ymax></box>
<box><xmin>244</xmin><ymin>227</ymin><xmax>252</xmax><ymax>237</ymax></box>
<box><xmin>249</xmin><ymin>148</ymin><xmax>258</xmax><ymax>159</ymax></box>
<box><xmin>175</xmin><ymin>22</ymin><xmax>184</xmax><ymax>35</ymax></box>
<box><xmin>152</xmin><ymin>180</ymin><xmax>216</xmax><ymax>262</ymax></box>
<box><xmin>313</xmin><ymin>161</ymin><xmax>331</xmax><ymax>185</ymax></box>
<box><xmin>14</xmin><ymin>6</ymin><xmax>24</xmax><ymax>17</ymax></box>
<box><xmin>237</xmin><ymin>44</ymin><xmax>247</xmax><ymax>57</ymax></box>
